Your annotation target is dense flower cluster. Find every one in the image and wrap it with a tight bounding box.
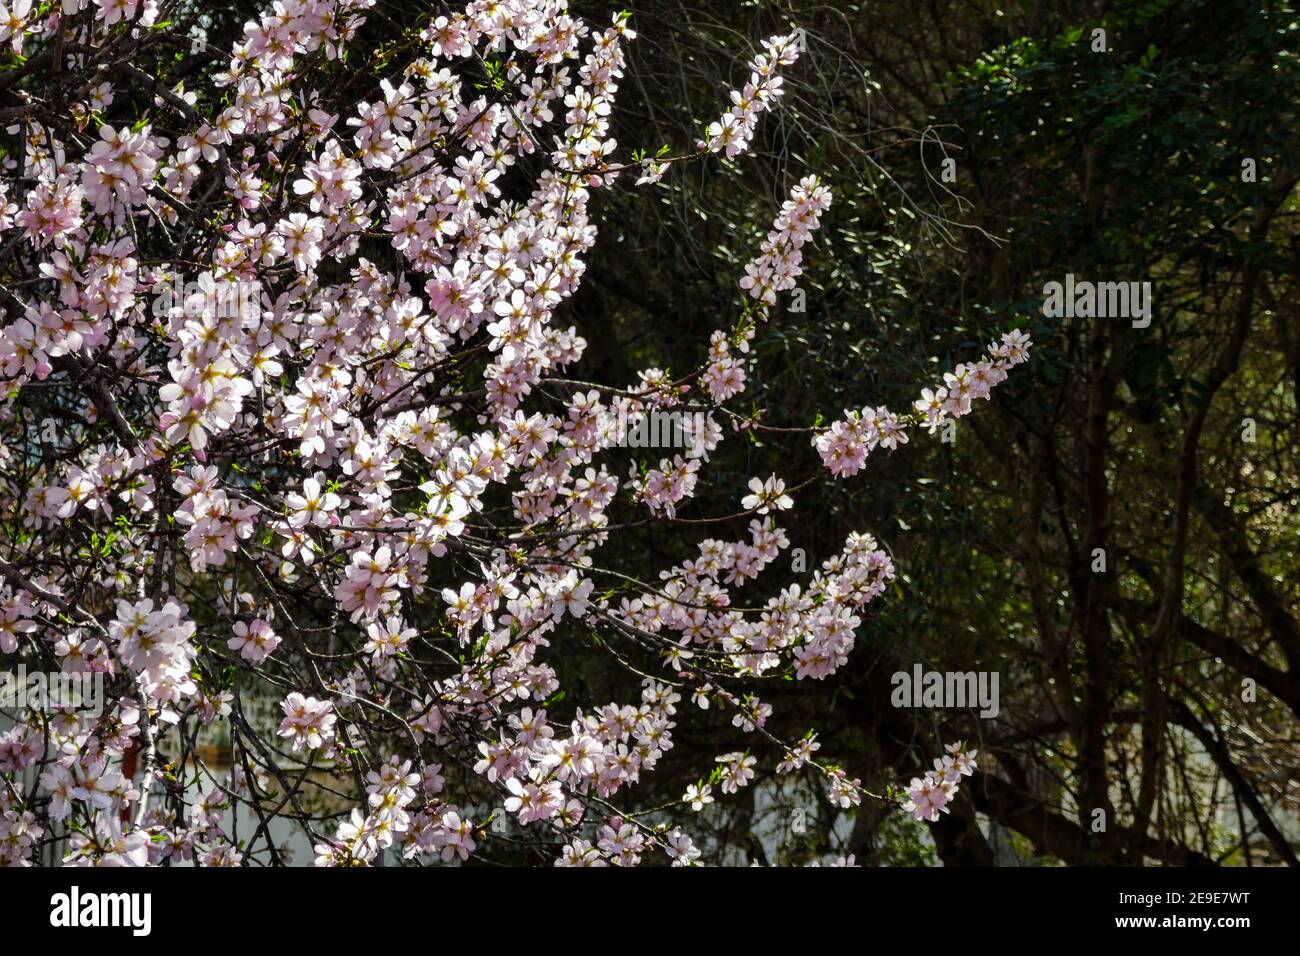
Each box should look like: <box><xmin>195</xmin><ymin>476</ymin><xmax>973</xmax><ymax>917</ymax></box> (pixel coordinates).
<box><xmin>0</xmin><ymin>0</ymin><xmax>1026</xmax><ymax>867</ymax></box>
<box><xmin>814</xmin><ymin>331</ymin><xmax>1032</xmax><ymax>478</ymax></box>
<box><xmin>738</xmin><ymin>175</ymin><xmax>833</xmax><ymax>306</ymax></box>
<box><xmin>704</xmin><ymin>33</ymin><xmax>802</xmax><ymax>159</ymax></box>
<box><xmin>902</xmin><ymin>743</ymin><xmax>978</xmax><ymax>822</ymax></box>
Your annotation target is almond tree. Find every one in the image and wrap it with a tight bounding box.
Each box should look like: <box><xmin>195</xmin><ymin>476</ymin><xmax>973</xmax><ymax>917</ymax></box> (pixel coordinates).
<box><xmin>0</xmin><ymin>0</ymin><xmax>1023</xmax><ymax>866</ymax></box>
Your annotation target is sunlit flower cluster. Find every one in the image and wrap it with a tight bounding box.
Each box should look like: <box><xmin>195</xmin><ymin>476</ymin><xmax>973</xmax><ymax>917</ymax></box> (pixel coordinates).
<box><xmin>814</xmin><ymin>331</ymin><xmax>1032</xmax><ymax>478</ymax></box>
<box><xmin>902</xmin><ymin>742</ymin><xmax>978</xmax><ymax>822</ymax></box>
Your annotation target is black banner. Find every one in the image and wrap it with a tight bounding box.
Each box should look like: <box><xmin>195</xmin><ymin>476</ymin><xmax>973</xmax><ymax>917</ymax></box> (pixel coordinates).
<box><xmin>3</xmin><ymin>865</ymin><xmax>1288</xmax><ymax>941</ymax></box>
